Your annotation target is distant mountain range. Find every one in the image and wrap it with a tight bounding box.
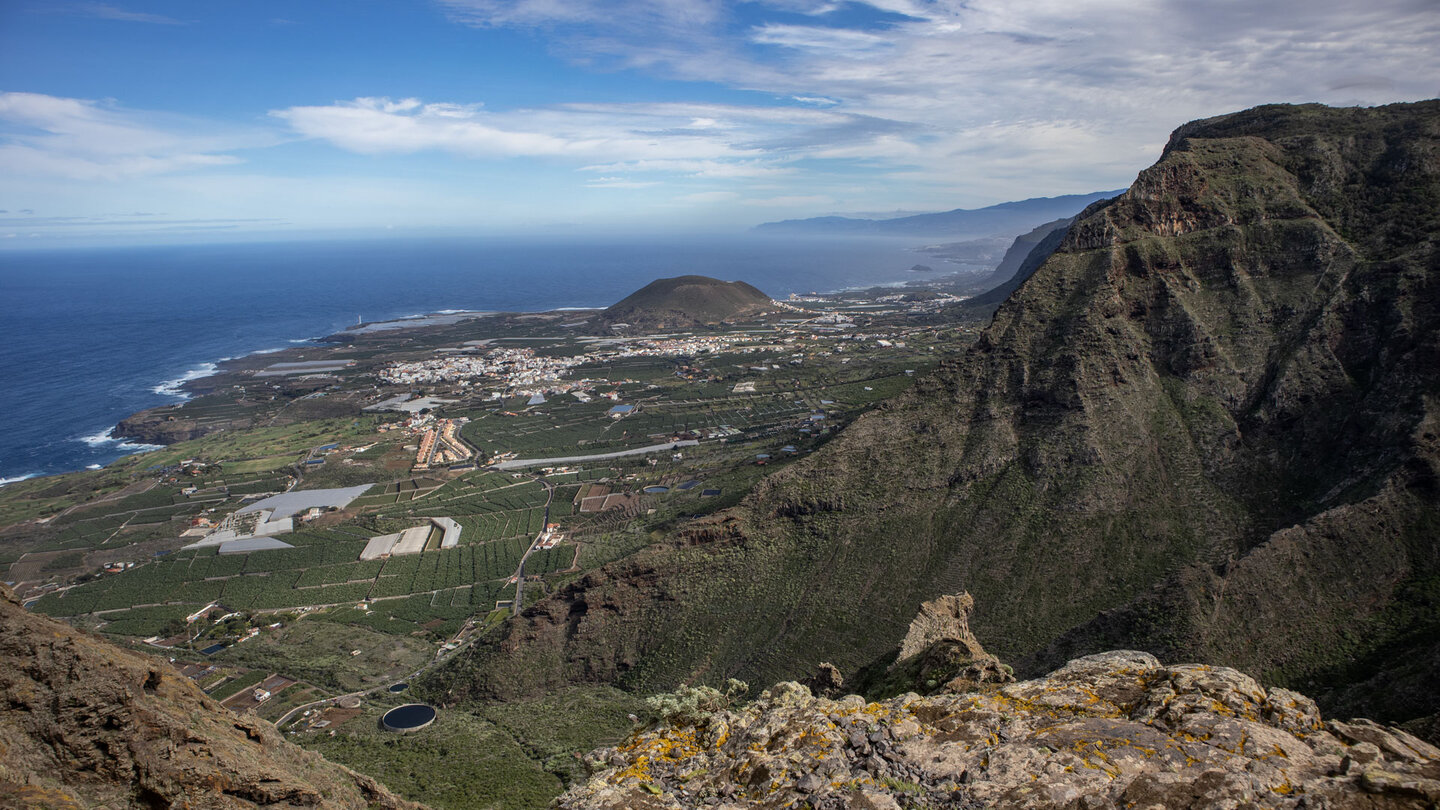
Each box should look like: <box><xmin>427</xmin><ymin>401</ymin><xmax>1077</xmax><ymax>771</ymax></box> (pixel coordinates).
<box><xmin>752</xmin><ymin>190</ymin><xmax>1125</xmax><ymax>237</ymax></box>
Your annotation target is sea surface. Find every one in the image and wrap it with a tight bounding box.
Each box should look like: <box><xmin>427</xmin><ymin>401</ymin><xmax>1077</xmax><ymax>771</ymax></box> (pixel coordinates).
<box><xmin>0</xmin><ymin>234</ymin><xmax>930</xmax><ymax>482</ymax></box>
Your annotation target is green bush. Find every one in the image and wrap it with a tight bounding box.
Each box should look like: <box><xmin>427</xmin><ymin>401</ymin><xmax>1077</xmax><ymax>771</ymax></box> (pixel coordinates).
<box><xmin>643</xmin><ymin>678</ymin><xmax>748</xmax><ymax>724</ymax></box>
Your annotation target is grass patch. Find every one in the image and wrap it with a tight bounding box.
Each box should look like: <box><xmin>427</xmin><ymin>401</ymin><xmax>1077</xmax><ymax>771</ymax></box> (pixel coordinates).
<box><xmin>300</xmin><ymin>704</ymin><xmax>563</xmax><ymax>810</ymax></box>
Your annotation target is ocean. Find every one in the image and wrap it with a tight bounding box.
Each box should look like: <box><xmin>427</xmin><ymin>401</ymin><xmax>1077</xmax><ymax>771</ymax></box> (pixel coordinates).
<box><xmin>0</xmin><ymin>234</ymin><xmax>930</xmax><ymax>482</ymax></box>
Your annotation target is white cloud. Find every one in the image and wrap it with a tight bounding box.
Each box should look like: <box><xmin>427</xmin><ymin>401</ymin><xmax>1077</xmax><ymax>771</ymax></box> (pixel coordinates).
<box><xmin>71</xmin><ymin>3</ymin><xmax>186</xmax><ymax>25</ymax></box>
<box><xmin>0</xmin><ymin>92</ymin><xmax>254</xmax><ymax>181</ymax></box>
<box><xmin>579</xmin><ymin>159</ymin><xmax>796</xmax><ymax>178</ymax></box>
<box><xmin>586</xmin><ymin>177</ymin><xmax>662</xmax><ymax>188</ymax></box>
<box><xmin>677</xmin><ymin>190</ymin><xmax>742</xmax><ymax>203</ymax></box>
<box><xmin>433</xmin><ymin>0</ymin><xmax>1440</xmax><ymax>211</ymax></box>
<box><xmin>273</xmin><ymin>97</ymin><xmax>580</xmax><ymax>157</ymax></box>
<box><xmin>439</xmin><ymin>0</ymin><xmax>725</xmax><ymax>29</ymax></box>
<box><xmin>743</xmin><ymin>194</ymin><xmax>834</xmax><ymax>207</ymax></box>
<box><xmin>271</xmin><ymin>96</ymin><xmax>929</xmax><ymax>177</ymax></box>
<box><xmin>750</xmin><ymin>23</ymin><xmax>892</xmax><ymax>53</ymax></box>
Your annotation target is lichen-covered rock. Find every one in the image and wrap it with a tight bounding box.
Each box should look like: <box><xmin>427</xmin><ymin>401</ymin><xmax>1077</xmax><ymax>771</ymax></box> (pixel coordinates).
<box><xmin>559</xmin><ymin>652</ymin><xmax>1440</xmax><ymax>810</ymax></box>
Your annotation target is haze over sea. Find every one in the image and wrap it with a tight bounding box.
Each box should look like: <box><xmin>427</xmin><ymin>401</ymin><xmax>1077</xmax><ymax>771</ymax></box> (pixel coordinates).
<box><xmin>0</xmin><ymin>234</ymin><xmax>927</xmax><ymax>483</ymax></box>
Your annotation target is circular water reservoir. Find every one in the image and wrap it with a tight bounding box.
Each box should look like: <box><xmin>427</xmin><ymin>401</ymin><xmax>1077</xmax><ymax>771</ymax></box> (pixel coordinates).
<box><xmin>388</xmin><ymin>682</ymin><xmax>409</xmax><ymax>693</ymax></box>
<box><xmin>643</xmin><ymin>486</ymin><xmax>669</xmax><ymax>494</ymax></box>
<box><xmin>381</xmin><ymin>703</ymin><xmax>437</xmax><ymax>733</ymax></box>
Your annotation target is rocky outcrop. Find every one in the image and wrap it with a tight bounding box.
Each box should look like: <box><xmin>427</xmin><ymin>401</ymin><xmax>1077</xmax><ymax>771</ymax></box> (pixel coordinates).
<box><xmin>804</xmin><ymin>662</ymin><xmax>846</xmax><ymax>699</ymax></box>
<box><xmin>0</xmin><ymin>586</ymin><xmax>421</xmax><ymax>809</ymax></box>
<box><xmin>896</xmin><ymin>593</ymin><xmax>986</xmax><ymax>664</ymax></box>
<box><xmin>560</xmin><ymin>651</ymin><xmax>1440</xmax><ymax>810</ymax></box>
<box><xmin>113</xmin><ymin>406</ymin><xmax>216</xmax><ymax>445</ymax></box>
<box><xmin>875</xmin><ymin>592</ymin><xmax>1015</xmax><ymax>698</ymax></box>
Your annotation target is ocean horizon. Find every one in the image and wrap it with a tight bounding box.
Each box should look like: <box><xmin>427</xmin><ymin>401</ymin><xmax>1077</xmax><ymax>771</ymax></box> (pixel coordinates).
<box><xmin>0</xmin><ymin>233</ymin><xmax>940</xmax><ymax>483</ymax></box>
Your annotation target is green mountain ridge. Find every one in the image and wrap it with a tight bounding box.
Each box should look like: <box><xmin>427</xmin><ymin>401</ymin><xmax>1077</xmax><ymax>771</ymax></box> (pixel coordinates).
<box><xmin>427</xmin><ymin>100</ymin><xmax>1440</xmax><ymax>728</ymax></box>
<box><xmin>980</xmin><ymin>216</ymin><xmax>1074</xmax><ymax>288</ymax></box>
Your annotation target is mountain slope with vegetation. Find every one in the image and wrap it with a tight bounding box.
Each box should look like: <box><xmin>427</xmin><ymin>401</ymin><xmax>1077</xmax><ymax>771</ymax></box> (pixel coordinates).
<box><xmin>429</xmin><ymin>100</ymin><xmax>1440</xmax><ymax>729</ymax></box>
<box><xmin>981</xmin><ymin>217</ymin><xmax>1075</xmax><ymax>288</ymax></box>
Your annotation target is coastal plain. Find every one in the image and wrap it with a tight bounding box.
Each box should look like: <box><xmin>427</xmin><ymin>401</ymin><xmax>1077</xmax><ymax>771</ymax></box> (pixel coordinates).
<box><xmin>0</xmin><ymin>281</ymin><xmax>984</xmax><ymax>810</ymax></box>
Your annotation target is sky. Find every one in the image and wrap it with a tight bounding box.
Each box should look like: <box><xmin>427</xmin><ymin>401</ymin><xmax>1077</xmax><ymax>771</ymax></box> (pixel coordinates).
<box><xmin>1</xmin><ymin>0</ymin><xmax>1437</xmax><ymax>246</ymax></box>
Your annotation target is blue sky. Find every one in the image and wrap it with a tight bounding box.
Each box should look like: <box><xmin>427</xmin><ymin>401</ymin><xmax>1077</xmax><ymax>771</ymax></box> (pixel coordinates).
<box><xmin>1</xmin><ymin>0</ymin><xmax>1436</xmax><ymax>246</ymax></box>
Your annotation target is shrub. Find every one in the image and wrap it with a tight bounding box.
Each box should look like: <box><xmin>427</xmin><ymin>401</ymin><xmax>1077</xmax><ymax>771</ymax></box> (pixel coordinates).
<box><xmin>644</xmin><ymin>678</ymin><xmax>748</xmax><ymax>724</ymax></box>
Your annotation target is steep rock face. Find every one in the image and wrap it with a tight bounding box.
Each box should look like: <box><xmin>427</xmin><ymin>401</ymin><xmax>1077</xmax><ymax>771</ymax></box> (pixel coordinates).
<box><xmin>430</xmin><ymin>101</ymin><xmax>1440</xmax><ymax>723</ymax></box>
<box><xmin>559</xmin><ymin>651</ymin><xmax>1440</xmax><ymax>810</ymax></box>
<box><xmin>0</xmin><ymin>587</ymin><xmax>420</xmax><ymax>809</ymax></box>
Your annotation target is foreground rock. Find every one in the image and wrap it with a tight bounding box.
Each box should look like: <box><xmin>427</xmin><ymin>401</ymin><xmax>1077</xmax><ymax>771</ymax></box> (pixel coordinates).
<box><xmin>560</xmin><ymin>651</ymin><xmax>1440</xmax><ymax>810</ymax></box>
<box><xmin>0</xmin><ymin>586</ymin><xmax>420</xmax><ymax>809</ymax></box>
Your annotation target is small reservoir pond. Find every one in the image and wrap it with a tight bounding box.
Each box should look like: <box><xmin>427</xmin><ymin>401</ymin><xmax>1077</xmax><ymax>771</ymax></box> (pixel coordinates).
<box><xmin>381</xmin><ymin>703</ymin><xmax>437</xmax><ymax>732</ymax></box>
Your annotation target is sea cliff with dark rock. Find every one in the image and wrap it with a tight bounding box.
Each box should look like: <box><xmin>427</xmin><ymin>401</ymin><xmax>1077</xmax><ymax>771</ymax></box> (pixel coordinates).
<box><xmin>113</xmin><ymin>405</ymin><xmax>218</xmax><ymax>446</ymax></box>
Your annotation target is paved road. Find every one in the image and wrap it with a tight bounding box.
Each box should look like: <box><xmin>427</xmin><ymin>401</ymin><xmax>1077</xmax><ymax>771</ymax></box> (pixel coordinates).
<box><xmin>511</xmin><ymin>477</ymin><xmax>555</xmax><ymax>616</ymax></box>
<box><xmin>491</xmin><ymin>440</ymin><xmax>698</xmax><ymax>470</ymax></box>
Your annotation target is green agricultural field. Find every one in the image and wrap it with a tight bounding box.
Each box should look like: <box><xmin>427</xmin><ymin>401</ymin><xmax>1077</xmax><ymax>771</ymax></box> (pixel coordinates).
<box><xmin>221</xmin><ymin>456</ymin><xmax>298</xmax><ymax>475</ymax></box>
<box><xmin>112</xmin><ymin>418</ymin><xmax>381</xmax><ymax>471</ymax></box>
<box><xmin>0</xmin><ymin>290</ymin><xmax>985</xmax><ymax>810</ymax></box>
<box><xmin>206</xmin><ymin>618</ymin><xmax>435</xmax><ymax>693</ymax></box>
